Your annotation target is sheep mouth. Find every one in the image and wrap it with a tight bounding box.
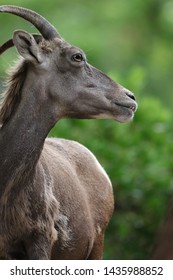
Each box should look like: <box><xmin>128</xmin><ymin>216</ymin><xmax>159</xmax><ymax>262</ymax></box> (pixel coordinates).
<box><xmin>126</xmin><ymin>105</ymin><xmax>137</xmax><ymax>112</ymax></box>
<box><xmin>114</xmin><ymin>102</ymin><xmax>138</xmax><ymax>113</ymax></box>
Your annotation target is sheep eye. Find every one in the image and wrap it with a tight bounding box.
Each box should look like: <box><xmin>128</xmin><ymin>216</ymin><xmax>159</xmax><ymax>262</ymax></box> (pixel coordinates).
<box><xmin>71</xmin><ymin>53</ymin><xmax>84</xmax><ymax>62</ymax></box>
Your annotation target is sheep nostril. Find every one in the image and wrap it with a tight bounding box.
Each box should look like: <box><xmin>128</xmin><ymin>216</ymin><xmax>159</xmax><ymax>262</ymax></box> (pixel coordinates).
<box><xmin>125</xmin><ymin>91</ymin><xmax>136</xmax><ymax>101</ymax></box>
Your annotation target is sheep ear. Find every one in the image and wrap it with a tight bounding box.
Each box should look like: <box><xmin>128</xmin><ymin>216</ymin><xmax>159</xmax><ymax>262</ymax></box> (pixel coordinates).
<box><xmin>13</xmin><ymin>30</ymin><xmax>43</xmax><ymax>63</ymax></box>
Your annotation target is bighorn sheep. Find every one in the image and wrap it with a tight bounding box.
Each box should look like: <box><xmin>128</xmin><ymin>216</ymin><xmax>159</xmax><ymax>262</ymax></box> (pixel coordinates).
<box><xmin>0</xmin><ymin>5</ymin><xmax>137</xmax><ymax>259</ymax></box>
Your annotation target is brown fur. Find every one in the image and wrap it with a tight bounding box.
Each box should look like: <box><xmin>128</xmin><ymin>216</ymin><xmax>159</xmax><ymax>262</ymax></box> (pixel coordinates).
<box><xmin>0</xmin><ymin>137</ymin><xmax>114</xmax><ymax>259</ymax></box>
<box><xmin>0</xmin><ymin>60</ymin><xmax>27</xmax><ymax>125</ymax></box>
<box><xmin>0</xmin><ymin>9</ymin><xmax>137</xmax><ymax>259</ymax></box>
<box><xmin>0</xmin><ymin>40</ymin><xmax>53</xmax><ymax>125</ymax></box>
<box><xmin>0</xmin><ymin>59</ymin><xmax>114</xmax><ymax>259</ymax></box>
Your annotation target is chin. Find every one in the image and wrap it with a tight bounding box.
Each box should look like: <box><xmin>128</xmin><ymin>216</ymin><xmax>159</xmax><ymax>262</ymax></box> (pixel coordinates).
<box><xmin>115</xmin><ymin>113</ymin><xmax>135</xmax><ymax>123</ymax></box>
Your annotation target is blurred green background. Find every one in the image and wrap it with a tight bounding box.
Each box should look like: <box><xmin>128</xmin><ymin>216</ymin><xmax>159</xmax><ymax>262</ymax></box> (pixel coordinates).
<box><xmin>1</xmin><ymin>0</ymin><xmax>173</xmax><ymax>259</ymax></box>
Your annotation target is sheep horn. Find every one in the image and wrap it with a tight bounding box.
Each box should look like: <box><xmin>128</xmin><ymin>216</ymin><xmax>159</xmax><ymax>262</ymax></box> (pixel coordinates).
<box><xmin>0</xmin><ymin>5</ymin><xmax>61</xmax><ymax>40</ymax></box>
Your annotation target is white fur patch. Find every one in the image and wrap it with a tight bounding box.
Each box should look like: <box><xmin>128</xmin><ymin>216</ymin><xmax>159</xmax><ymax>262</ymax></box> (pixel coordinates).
<box><xmin>55</xmin><ymin>213</ymin><xmax>72</xmax><ymax>248</ymax></box>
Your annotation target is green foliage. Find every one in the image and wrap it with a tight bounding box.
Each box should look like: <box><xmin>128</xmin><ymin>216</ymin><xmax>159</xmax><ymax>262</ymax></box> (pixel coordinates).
<box><xmin>1</xmin><ymin>0</ymin><xmax>173</xmax><ymax>259</ymax></box>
